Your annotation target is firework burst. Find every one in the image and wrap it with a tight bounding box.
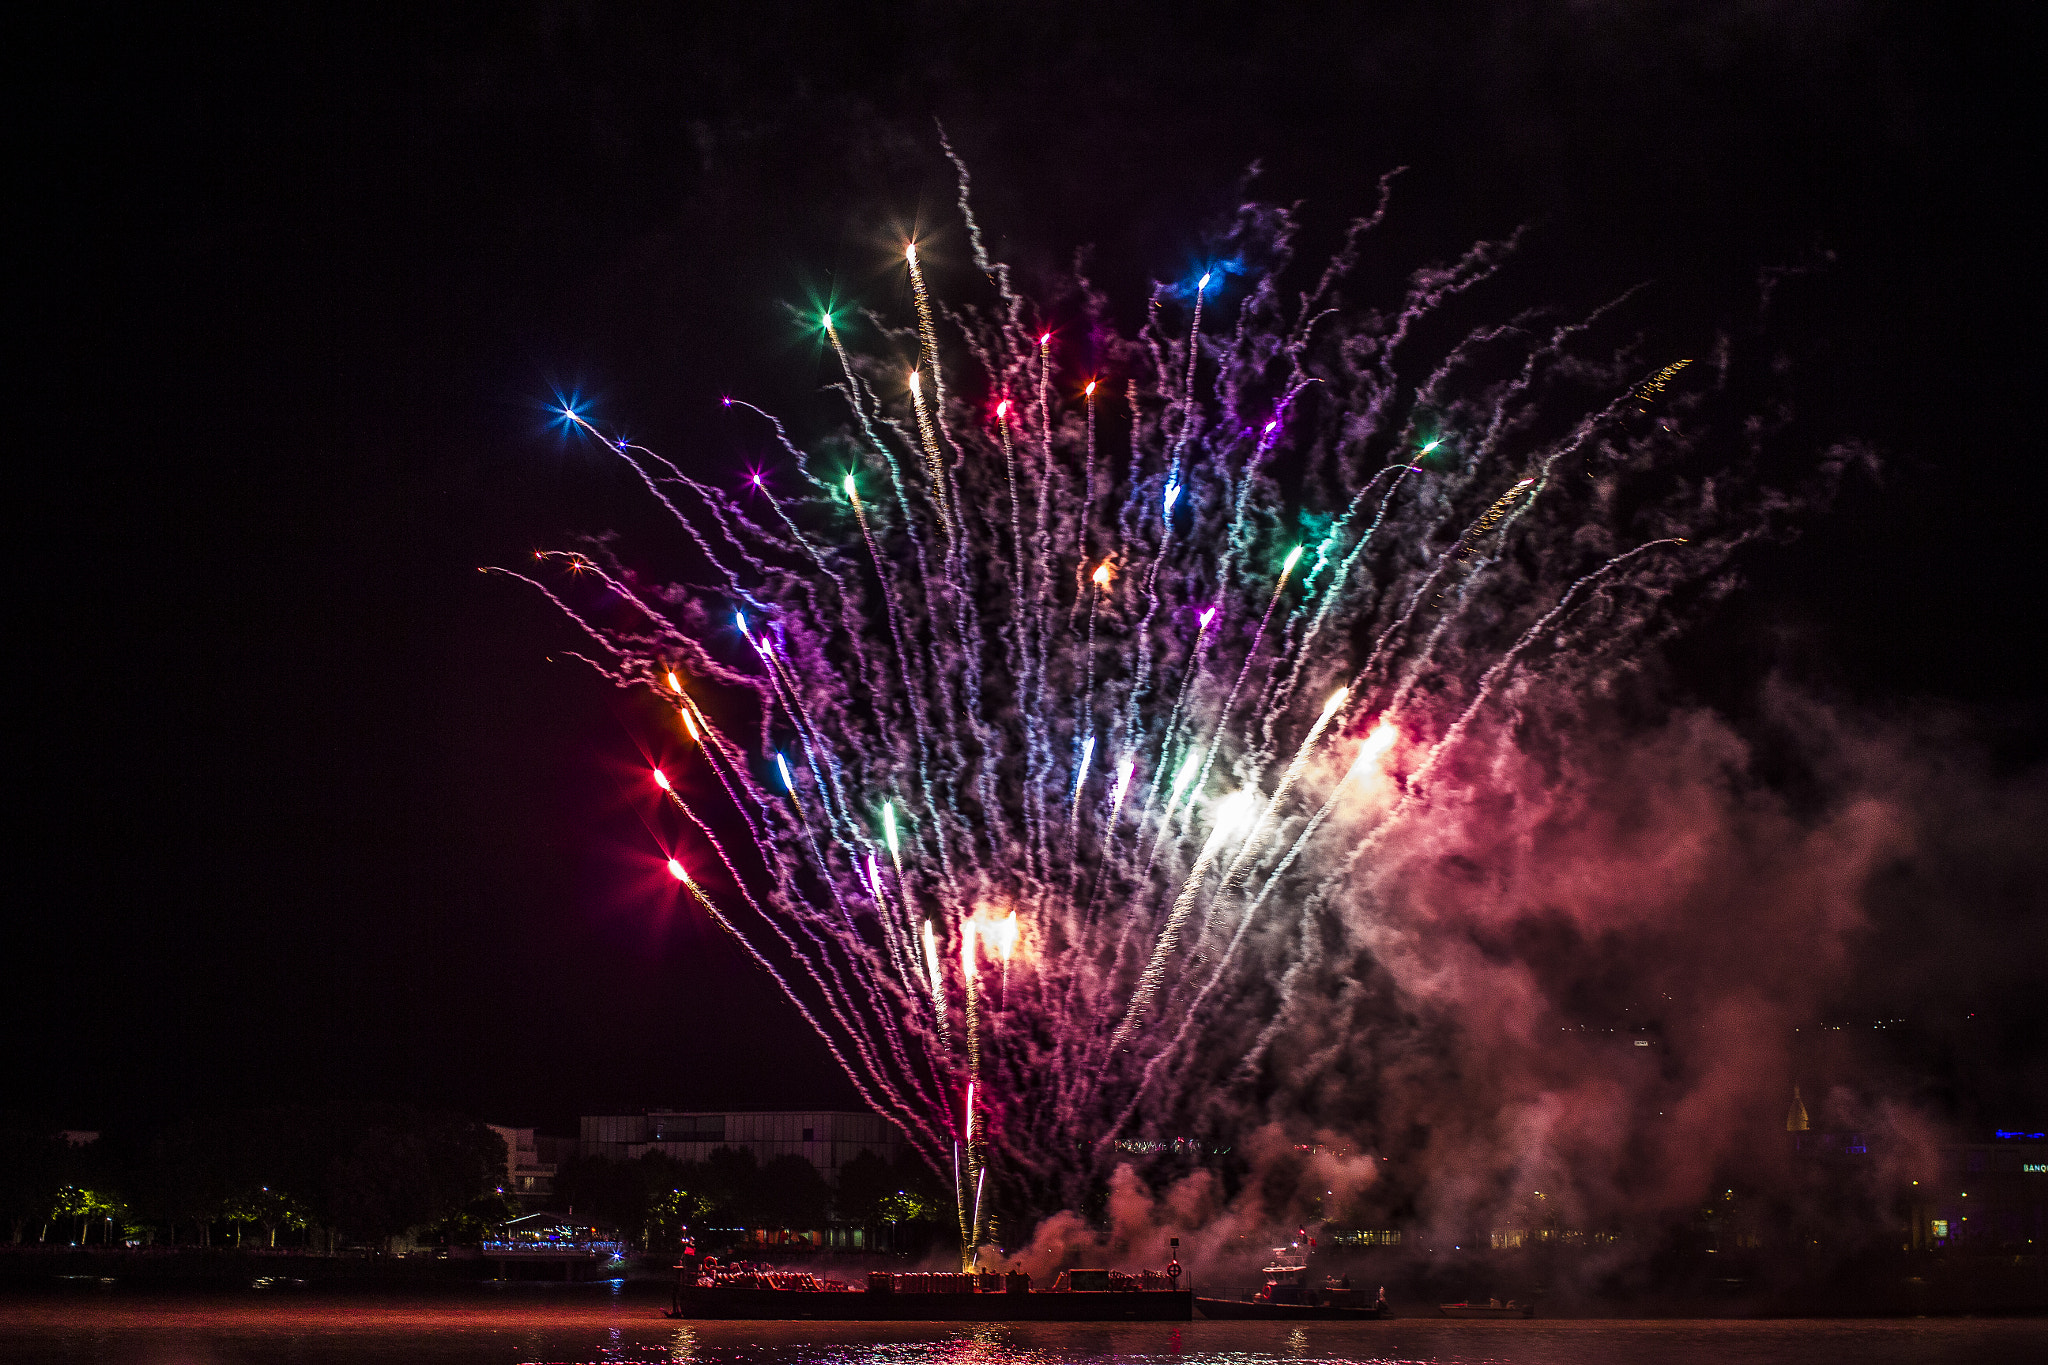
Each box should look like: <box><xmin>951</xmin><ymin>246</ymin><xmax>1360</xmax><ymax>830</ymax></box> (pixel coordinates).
<box><xmin>489</xmin><ymin>164</ymin><xmax>1757</xmax><ymax>1268</ymax></box>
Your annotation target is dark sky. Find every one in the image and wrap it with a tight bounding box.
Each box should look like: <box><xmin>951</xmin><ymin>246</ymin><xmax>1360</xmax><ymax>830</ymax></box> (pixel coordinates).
<box><xmin>10</xmin><ymin>2</ymin><xmax>2038</xmax><ymax>1139</ymax></box>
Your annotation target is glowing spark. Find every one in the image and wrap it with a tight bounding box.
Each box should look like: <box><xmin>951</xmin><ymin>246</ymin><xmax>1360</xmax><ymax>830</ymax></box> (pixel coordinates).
<box><xmin>882</xmin><ymin>801</ymin><xmax>899</xmax><ymax>859</ymax></box>
<box><xmin>667</xmin><ymin>669</ymin><xmax>682</xmax><ymax>693</ymax></box>
<box><xmin>1350</xmin><ymin>721</ymin><xmax>1399</xmax><ymax>777</ymax></box>
<box><xmin>995</xmin><ymin>399</ymin><xmax>1009</xmax><ymax>419</ymax></box>
<box><xmin>995</xmin><ymin>911</ymin><xmax>1018</xmax><ymax>963</ymax></box>
<box><xmin>1074</xmin><ymin>735</ymin><xmax>1095</xmax><ymax>799</ymax></box>
<box><xmin>734</xmin><ymin>611</ymin><xmax>750</xmax><ymax>636</ymax></box>
<box><xmin>1320</xmin><ymin>687</ymin><xmax>1350</xmax><ymax>721</ymax></box>
<box><xmin>1092</xmin><ymin>560</ymin><xmax>1113</xmax><ymax>588</ymax></box>
<box><xmin>681</xmin><ymin>708</ymin><xmax>700</xmax><ymax>743</ymax></box>
<box><xmin>653</xmin><ymin>769</ymin><xmax>671</xmax><ymax>791</ymax></box>
<box><xmin>666</xmin><ymin>858</ymin><xmax>687</xmax><ymax>882</ymax></box>
<box><xmin>1198</xmin><ymin>606</ymin><xmax>1216</xmax><ymax>630</ymax></box>
<box><xmin>1108</xmin><ymin>756</ymin><xmax>1137</xmax><ymax>820</ymax></box>
<box><xmin>905</xmin><ymin>242</ymin><xmax>918</xmax><ymax>265</ymax></box>
<box><xmin>923</xmin><ymin>920</ymin><xmax>943</xmax><ymax>996</ymax></box>
<box><xmin>1283</xmin><ymin>545</ymin><xmax>1303</xmax><ymax>573</ymax></box>
<box><xmin>1198</xmin><ymin>272</ymin><xmax>1211</xmax><ymax>290</ymax></box>
<box><xmin>1168</xmin><ymin>751</ymin><xmax>1201</xmax><ymax>805</ymax></box>
<box><xmin>1084</xmin><ymin>380</ymin><xmax>1097</xmax><ymax>397</ymax></box>
<box><xmin>1164</xmin><ymin>482</ymin><xmax>1180</xmax><ymax>513</ymax></box>
<box><xmin>908</xmin><ymin>370</ymin><xmax>922</xmax><ymax>395</ymax></box>
<box><xmin>842</xmin><ymin>473</ymin><xmax>857</xmax><ymax>498</ymax></box>
<box><xmin>775</xmin><ymin>753</ymin><xmax>794</xmax><ymax>791</ymax></box>
<box><xmin>961</xmin><ymin>918</ymin><xmax>978</xmax><ymax>981</ymax></box>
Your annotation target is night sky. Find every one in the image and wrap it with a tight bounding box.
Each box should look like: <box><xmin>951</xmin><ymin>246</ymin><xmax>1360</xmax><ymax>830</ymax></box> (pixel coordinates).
<box><xmin>11</xmin><ymin>2</ymin><xmax>2039</xmax><ymax>1140</ymax></box>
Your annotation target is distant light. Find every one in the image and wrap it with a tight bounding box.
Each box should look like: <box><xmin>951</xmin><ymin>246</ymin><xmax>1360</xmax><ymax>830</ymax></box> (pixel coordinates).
<box><xmin>667</xmin><ymin>858</ymin><xmax>687</xmax><ymax>882</ymax></box>
<box><xmin>720</xmin><ymin>397</ymin><xmax>731</xmax><ymax>407</ymax></box>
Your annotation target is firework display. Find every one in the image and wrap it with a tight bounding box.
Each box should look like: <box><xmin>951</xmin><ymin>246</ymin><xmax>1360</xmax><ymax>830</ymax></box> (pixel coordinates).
<box><xmin>490</xmin><ymin>168</ymin><xmax>1731</xmax><ymax>1268</ymax></box>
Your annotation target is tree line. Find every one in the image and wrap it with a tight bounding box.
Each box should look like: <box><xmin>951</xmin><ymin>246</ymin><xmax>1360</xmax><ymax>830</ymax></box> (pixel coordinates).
<box><xmin>2</xmin><ymin>1109</ymin><xmax>955</xmax><ymax>1254</ymax></box>
<box><xmin>553</xmin><ymin>1146</ymin><xmax>947</xmax><ymax>1250</ymax></box>
<box><xmin>0</xmin><ymin>1106</ymin><xmax>511</xmax><ymax>1251</ymax></box>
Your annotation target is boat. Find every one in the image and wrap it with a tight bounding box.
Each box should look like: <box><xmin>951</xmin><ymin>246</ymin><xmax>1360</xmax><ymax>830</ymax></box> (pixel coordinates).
<box><xmin>1437</xmin><ymin>1300</ymin><xmax>1535</xmax><ymax>1318</ymax></box>
<box><xmin>665</xmin><ymin>1261</ymin><xmax>1192</xmax><ymax>1321</ymax></box>
<box><xmin>1195</xmin><ymin>1255</ymin><xmax>1389</xmax><ymax>1320</ymax></box>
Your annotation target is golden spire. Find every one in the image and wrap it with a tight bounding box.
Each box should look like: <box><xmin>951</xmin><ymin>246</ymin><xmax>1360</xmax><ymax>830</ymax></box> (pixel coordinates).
<box><xmin>1786</xmin><ymin>1084</ymin><xmax>1810</xmax><ymax>1132</ymax></box>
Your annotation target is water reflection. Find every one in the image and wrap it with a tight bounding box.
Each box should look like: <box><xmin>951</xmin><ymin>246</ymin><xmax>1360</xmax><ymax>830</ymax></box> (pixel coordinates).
<box><xmin>1</xmin><ymin>1293</ymin><xmax>2044</xmax><ymax>1365</ymax></box>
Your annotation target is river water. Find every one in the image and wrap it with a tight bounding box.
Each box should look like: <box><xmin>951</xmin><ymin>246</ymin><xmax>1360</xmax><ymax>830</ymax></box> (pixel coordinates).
<box><xmin>2</xmin><ymin>1288</ymin><xmax>2043</xmax><ymax>1364</ymax></box>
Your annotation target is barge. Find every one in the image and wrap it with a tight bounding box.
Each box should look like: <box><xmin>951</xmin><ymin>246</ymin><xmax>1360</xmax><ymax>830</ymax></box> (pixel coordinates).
<box><xmin>667</xmin><ymin>1263</ymin><xmax>1192</xmax><ymax>1321</ymax></box>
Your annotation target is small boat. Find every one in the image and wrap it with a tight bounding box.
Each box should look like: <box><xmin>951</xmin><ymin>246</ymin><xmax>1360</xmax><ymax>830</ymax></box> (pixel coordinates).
<box><xmin>1437</xmin><ymin>1300</ymin><xmax>1534</xmax><ymax>1318</ymax></box>
<box><xmin>1195</xmin><ymin>1255</ymin><xmax>1389</xmax><ymax>1320</ymax></box>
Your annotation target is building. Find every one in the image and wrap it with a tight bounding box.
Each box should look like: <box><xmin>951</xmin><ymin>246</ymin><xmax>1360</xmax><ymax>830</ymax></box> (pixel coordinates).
<box><xmin>578</xmin><ymin>1110</ymin><xmax>906</xmax><ymax>1183</ymax></box>
<box><xmin>487</xmin><ymin>1125</ymin><xmax>561</xmax><ymax>1210</ymax></box>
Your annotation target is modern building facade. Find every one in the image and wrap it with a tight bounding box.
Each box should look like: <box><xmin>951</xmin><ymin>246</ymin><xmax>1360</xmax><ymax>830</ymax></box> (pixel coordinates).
<box><xmin>578</xmin><ymin>1110</ymin><xmax>906</xmax><ymax>1183</ymax></box>
<box><xmin>487</xmin><ymin>1125</ymin><xmax>560</xmax><ymax>1210</ymax></box>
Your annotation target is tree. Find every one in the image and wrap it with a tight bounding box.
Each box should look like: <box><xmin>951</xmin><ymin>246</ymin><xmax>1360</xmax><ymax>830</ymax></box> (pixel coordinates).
<box><xmin>754</xmin><ymin>1154</ymin><xmax>832</xmax><ymax>1230</ymax></box>
<box><xmin>833</xmin><ymin>1150</ymin><xmax>894</xmax><ymax>1226</ymax></box>
<box><xmin>224</xmin><ymin>1186</ymin><xmax>309</xmax><ymax>1248</ymax></box>
<box><xmin>700</xmin><ymin>1145</ymin><xmax>762</xmax><ymax>1225</ymax></box>
<box><xmin>644</xmin><ymin>1187</ymin><xmax>712</xmax><ymax>1251</ymax></box>
<box><xmin>0</xmin><ymin>1126</ymin><xmax>68</xmax><ymax>1244</ymax></box>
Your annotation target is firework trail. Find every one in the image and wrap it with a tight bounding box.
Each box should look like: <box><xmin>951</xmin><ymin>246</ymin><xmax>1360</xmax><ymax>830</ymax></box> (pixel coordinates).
<box><xmin>495</xmin><ymin>165</ymin><xmax>1766</xmax><ymax>1266</ymax></box>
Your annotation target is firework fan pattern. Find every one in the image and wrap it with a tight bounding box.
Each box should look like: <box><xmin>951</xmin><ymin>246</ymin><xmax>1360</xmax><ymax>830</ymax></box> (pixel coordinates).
<box><xmin>490</xmin><ymin>160</ymin><xmax>1817</xmax><ymax>1267</ymax></box>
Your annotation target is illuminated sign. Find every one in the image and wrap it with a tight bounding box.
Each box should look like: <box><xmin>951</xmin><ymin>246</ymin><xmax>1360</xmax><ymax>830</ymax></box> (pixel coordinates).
<box><xmin>1931</xmin><ymin>1220</ymin><xmax>1949</xmax><ymax>1239</ymax></box>
<box><xmin>2024</xmin><ymin>1164</ymin><xmax>2048</xmax><ymax>1174</ymax></box>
